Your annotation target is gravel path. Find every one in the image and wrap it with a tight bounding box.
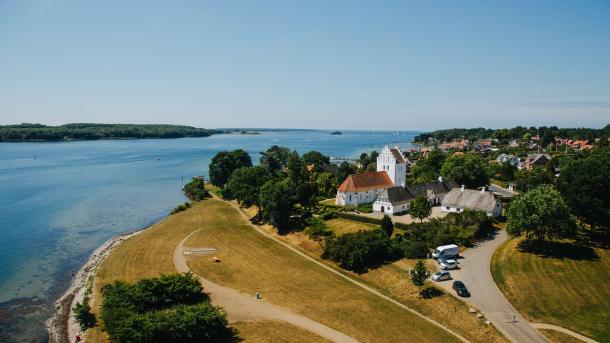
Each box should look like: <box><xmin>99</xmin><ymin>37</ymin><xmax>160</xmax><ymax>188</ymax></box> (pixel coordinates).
<box><xmin>173</xmin><ymin>230</ymin><xmax>359</xmax><ymax>343</ymax></box>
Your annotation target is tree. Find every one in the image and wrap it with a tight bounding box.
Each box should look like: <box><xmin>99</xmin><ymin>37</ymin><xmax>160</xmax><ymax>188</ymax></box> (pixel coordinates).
<box><xmin>287</xmin><ymin>151</ymin><xmax>316</xmax><ymax>208</ymax></box>
<box><xmin>73</xmin><ymin>296</ymin><xmax>96</xmax><ymax>331</ymax></box>
<box><xmin>305</xmin><ymin>217</ymin><xmax>335</xmax><ymax>252</ymax></box>
<box><xmin>302</xmin><ymin>150</ymin><xmax>330</xmax><ymax>171</ymax></box>
<box><xmin>440</xmin><ymin>153</ymin><xmax>490</xmax><ymax>188</ymax></box>
<box><xmin>410</xmin><ymin>260</ymin><xmax>430</xmax><ymax>295</ymax></box>
<box><xmin>507</xmin><ymin>185</ymin><xmax>577</xmax><ymax>242</ymax></box>
<box><xmin>224</xmin><ymin>166</ymin><xmax>271</xmax><ymax>213</ymax></box>
<box><xmin>208</xmin><ymin>149</ymin><xmax>252</xmax><ymax>187</ymax></box>
<box><xmin>515</xmin><ymin>168</ymin><xmax>552</xmax><ymax>192</ymax></box>
<box><xmin>259</xmin><ymin>179</ymin><xmax>294</xmax><ymax>232</ymax></box>
<box><xmin>336</xmin><ymin>161</ymin><xmax>357</xmax><ymax>185</ymax></box>
<box><xmin>408</xmin><ymin>149</ymin><xmax>447</xmax><ymax>183</ymax></box>
<box><xmin>410</xmin><ymin>196</ymin><xmax>432</xmax><ymax>222</ymax></box>
<box><xmin>183</xmin><ymin>177</ymin><xmax>209</xmax><ymax>201</ymax></box>
<box><xmin>380</xmin><ymin>215</ymin><xmax>394</xmax><ymax>237</ymax></box>
<box><xmin>557</xmin><ymin>148</ymin><xmax>610</xmax><ymax>234</ymax></box>
<box><xmin>316</xmin><ymin>172</ymin><xmax>337</xmax><ymax>197</ymax></box>
<box><xmin>260</xmin><ymin>145</ymin><xmax>291</xmax><ymax>174</ymax></box>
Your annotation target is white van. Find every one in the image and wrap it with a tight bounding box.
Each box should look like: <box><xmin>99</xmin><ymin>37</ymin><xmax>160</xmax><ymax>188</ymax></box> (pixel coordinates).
<box><xmin>432</xmin><ymin>244</ymin><xmax>459</xmax><ymax>260</ymax></box>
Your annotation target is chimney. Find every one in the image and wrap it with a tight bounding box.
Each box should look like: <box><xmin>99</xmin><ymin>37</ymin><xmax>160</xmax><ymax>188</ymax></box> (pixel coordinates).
<box><xmin>438</xmin><ymin>176</ymin><xmax>443</xmax><ymax>183</ymax></box>
<box><xmin>461</xmin><ymin>185</ymin><xmax>465</xmax><ymax>191</ymax></box>
<box><xmin>481</xmin><ymin>187</ymin><xmax>486</xmax><ymax>194</ymax></box>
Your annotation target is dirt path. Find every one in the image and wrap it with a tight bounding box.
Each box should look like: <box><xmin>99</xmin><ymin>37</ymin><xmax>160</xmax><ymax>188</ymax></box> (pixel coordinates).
<box><xmin>215</xmin><ymin>195</ymin><xmax>470</xmax><ymax>343</ymax></box>
<box><xmin>173</xmin><ymin>230</ymin><xmax>359</xmax><ymax>343</ymax></box>
<box><xmin>435</xmin><ymin>230</ymin><xmax>549</xmax><ymax>343</ymax></box>
<box><xmin>531</xmin><ymin>323</ymin><xmax>599</xmax><ymax>343</ymax></box>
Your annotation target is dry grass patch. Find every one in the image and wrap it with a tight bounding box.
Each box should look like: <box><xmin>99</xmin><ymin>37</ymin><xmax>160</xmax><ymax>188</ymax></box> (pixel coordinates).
<box><xmin>538</xmin><ymin>329</ymin><xmax>587</xmax><ymax>343</ymax></box>
<box><xmin>325</xmin><ymin>217</ymin><xmax>378</xmax><ymax>235</ymax></box>
<box><xmin>186</xmin><ymin>199</ymin><xmax>459</xmax><ymax>343</ymax></box>
<box><xmin>233</xmin><ymin>321</ymin><xmax>330</xmax><ymax>343</ymax></box>
<box><xmin>492</xmin><ymin>238</ymin><xmax>610</xmax><ymax>342</ymax></box>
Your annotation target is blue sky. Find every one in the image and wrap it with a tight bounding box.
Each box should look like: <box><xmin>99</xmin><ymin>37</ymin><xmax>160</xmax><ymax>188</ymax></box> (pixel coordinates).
<box><xmin>1</xmin><ymin>0</ymin><xmax>609</xmax><ymax>130</ymax></box>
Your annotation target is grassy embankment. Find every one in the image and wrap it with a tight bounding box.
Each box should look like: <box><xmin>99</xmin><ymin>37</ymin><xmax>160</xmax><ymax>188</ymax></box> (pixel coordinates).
<box><xmin>87</xmin><ymin>197</ymin><xmax>459</xmax><ymax>342</ymax></box>
<box><xmin>239</xmin><ymin>207</ymin><xmax>507</xmax><ymax>343</ymax></box>
<box><xmin>492</xmin><ymin>238</ymin><xmax>610</xmax><ymax>342</ymax></box>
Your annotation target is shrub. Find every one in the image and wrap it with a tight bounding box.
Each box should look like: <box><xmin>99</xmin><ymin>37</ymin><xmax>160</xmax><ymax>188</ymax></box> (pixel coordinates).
<box><xmin>171</xmin><ymin>202</ymin><xmax>191</xmax><ymax>214</ymax></box>
<box><xmin>73</xmin><ymin>296</ymin><xmax>96</xmax><ymax>331</ymax></box>
<box><xmin>183</xmin><ymin>178</ymin><xmax>209</xmax><ymax>201</ymax></box>
<box><xmin>401</xmin><ymin>240</ymin><xmax>429</xmax><ymax>259</ymax></box>
<box><xmin>323</xmin><ymin>229</ymin><xmax>396</xmax><ymax>272</ymax></box>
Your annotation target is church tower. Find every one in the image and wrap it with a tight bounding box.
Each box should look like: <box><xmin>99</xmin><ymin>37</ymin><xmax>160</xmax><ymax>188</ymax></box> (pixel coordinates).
<box><xmin>377</xmin><ymin>146</ymin><xmax>407</xmax><ymax>187</ymax></box>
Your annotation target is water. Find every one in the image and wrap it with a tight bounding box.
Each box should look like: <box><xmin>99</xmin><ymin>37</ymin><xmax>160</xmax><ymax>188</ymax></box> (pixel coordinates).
<box><xmin>0</xmin><ymin>129</ymin><xmax>417</xmax><ymax>342</ymax></box>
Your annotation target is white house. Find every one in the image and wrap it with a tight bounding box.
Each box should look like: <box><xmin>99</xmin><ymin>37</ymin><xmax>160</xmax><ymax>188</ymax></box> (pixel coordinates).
<box><xmin>373</xmin><ymin>186</ymin><xmax>413</xmax><ymax>215</ymax></box>
<box><xmin>335</xmin><ymin>146</ymin><xmax>406</xmax><ymax>206</ymax></box>
<box><xmin>441</xmin><ymin>186</ymin><xmax>503</xmax><ymax>217</ymax></box>
<box><xmin>496</xmin><ymin>153</ymin><xmax>521</xmax><ymax>167</ymax></box>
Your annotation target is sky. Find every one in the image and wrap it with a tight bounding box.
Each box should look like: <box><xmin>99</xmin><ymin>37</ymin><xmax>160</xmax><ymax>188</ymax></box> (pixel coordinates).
<box><xmin>0</xmin><ymin>0</ymin><xmax>609</xmax><ymax>131</ymax></box>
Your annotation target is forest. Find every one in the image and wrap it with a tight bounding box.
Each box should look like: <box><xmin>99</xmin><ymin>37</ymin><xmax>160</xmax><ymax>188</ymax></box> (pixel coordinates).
<box><xmin>0</xmin><ymin>123</ymin><xmax>217</xmax><ymax>142</ymax></box>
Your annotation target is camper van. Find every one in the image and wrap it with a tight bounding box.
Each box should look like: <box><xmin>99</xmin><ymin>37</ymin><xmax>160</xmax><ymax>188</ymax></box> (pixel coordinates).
<box><xmin>432</xmin><ymin>244</ymin><xmax>459</xmax><ymax>260</ymax></box>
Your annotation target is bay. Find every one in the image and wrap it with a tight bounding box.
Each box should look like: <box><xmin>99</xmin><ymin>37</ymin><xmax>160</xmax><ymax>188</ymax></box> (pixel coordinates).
<box><xmin>0</xmin><ymin>129</ymin><xmax>417</xmax><ymax>342</ymax></box>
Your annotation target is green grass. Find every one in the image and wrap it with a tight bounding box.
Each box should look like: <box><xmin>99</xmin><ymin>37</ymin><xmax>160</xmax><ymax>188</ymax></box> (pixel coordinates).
<box><xmin>324</xmin><ymin>218</ymin><xmax>379</xmax><ymax>235</ymax></box>
<box><xmin>491</xmin><ymin>238</ymin><xmax>610</xmax><ymax>342</ymax></box>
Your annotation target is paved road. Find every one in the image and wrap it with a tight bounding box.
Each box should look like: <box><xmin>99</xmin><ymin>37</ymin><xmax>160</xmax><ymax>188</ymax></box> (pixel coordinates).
<box><xmin>488</xmin><ymin>184</ymin><xmax>516</xmax><ymax>198</ymax></box>
<box><xmin>435</xmin><ymin>230</ymin><xmax>549</xmax><ymax>343</ymax></box>
<box><xmin>173</xmin><ymin>230</ymin><xmax>360</xmax><ymax>343</ymax></box>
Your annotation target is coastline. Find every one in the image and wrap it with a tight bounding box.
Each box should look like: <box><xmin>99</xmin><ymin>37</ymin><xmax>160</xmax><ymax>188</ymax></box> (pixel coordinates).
<box><xmin>45</xmin><ymin>228</ymin><xmax>147</xmax><ymax>343</ymax></box>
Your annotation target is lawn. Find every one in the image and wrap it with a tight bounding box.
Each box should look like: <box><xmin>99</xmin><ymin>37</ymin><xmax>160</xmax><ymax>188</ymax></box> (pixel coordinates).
<box><xmin>325</xmin><ymin>217</ymin><xmax>378</xmax><ymax>235</ymax></box>
<box><xmin>186</xmin><ymin>199</ymin><xmax>459</xmax><ymax>342</ymax></box>
<box><xmin>491</xmin><ymin>238</ymin><xmax>610</xmax><ymax>342</ymax></box>
<box><xmin>86</xmin><ymin>198</ymin><xmax>460</xmax><ymax>342</ymax></box>
<box><xmin>233</xmin><ymin>321</ymin><xmax>329</xmax><ymax>343</ymax></box>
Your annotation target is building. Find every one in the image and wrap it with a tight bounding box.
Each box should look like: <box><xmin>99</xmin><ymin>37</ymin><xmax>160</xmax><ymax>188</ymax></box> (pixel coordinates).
<box><xmin>496</xmin><ymin>153</ymin><xmax>521</xmax><ymax>167</ymax></box>
<box><xmin>335</xmin><ymin>146</ymin><xmax>406</xmax><ymax>206</ymax></box>
<box><xmin>404</xmin><ymin>177</ymin><xmax>459</xmax><ymax>205</ymax></box>
<box><xmin>524</xmin><ymin>153</ymin><xmax>551</xmax><ymax>170</ymax></box>
<box><xmin>441</xmin><ymin>187</ymin><xmax>503</xmax><ymax>217</ymax></box>
<box><xmin>372</xmin><ymin>186</ymin><xmax>413</xmax><ymax>214</ymax></box>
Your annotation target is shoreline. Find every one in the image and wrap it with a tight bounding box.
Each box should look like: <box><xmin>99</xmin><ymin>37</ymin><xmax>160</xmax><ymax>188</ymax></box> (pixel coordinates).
<box><xmin>45</xmin><ymin>228</ymin><xmax>148</xmax><ymax>343</ymax></box>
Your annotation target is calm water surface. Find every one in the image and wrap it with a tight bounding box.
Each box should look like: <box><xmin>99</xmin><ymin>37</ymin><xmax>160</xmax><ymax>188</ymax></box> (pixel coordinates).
<box><xmin>0</xmin><ymin>130</ymin><xmax>417</xmax><ymax>342</ymax></box>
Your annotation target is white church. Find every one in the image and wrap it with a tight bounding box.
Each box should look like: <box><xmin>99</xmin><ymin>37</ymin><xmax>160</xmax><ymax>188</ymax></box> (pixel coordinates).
<box><xmin>335</xmin><ymin>146</ymin><xmax>407</xmax><ymax>206</ymax></box>
<box><xmin>335</xmin><ymin>145</ymin><xmax>461</xmax><ymax>215</ymax></box>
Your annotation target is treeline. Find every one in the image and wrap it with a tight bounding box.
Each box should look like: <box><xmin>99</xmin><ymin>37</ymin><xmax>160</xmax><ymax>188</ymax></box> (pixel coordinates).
<box><xmin>0</xmin><ymin>123</ymin><xmax>217</xmax><ymax>142</ymax></box>
<box><xmin>414</xmin><ymin>124</ymin><xmax>610</xmax><ymax>144</ymax></box>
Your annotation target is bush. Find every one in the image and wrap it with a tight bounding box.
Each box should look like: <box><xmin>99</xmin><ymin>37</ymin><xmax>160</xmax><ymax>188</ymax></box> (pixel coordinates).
<box><xmin>171</xmin><ymin>202</ymin><xmax>191</xmax><ymax>214</ymax></box>
<box><xmin>336</xmin><ymin>212</ymin><xmax>382</xmax><ymax>225</ymax></box>
<box><xmin>421</xmin><ymin>285</ymin><xmax>443</xmax><ymax>299</ymax></box>
<box><xmin>323</xmin><ymin>229</ymin><xmax>398</xmax><ymax>272</ymax></box>
<box><xmin>183</xmin><ymin>178</ymin><xmax>209</xmax><ymax>201</ymax></box>
<box><xmin>73</xmin><ymin>296</ymin><xmax>96</xmax><ymax>331</ymax></box>
<box><xmin>401</xmin><ymin>240</ymin><xmax>429</xmax><ymax>259</ymax></box>
<box><xmin>100</xmin><ymin>273</ymin><xmax>234</xmax><ymax>342</ymax></box>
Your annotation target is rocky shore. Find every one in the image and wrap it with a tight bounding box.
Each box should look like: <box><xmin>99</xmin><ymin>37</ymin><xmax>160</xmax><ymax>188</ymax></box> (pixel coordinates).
<box><xmin>45</xmin><ymin>229</ymin><xmax>145</xmax><ymax>343</ymax></box>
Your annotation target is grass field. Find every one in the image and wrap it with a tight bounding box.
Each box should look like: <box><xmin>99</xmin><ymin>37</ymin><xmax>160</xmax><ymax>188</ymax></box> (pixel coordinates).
<box><xmin>325</xmin><ymin>217</ymin><xmax>378</xmax><ymax>235</ymax></box>
<box><xmin>233</xmin><ymin>321</ymin><xmax>329</xmax><ymax>342</ymax></box>
<box><xmin>186</xmin><ymin>199</ymin><xmax>459</xmax><ymax>342</ymax></box>
<box><xmin>491</xmin><ymin>238</ymin><xmax>610</xmax><ymax>342</ymax></box>
<box><xmin>538</xmin><ymin>329</ymin><xmax>586</xmax><ymax>343</ymax></box>
<box><xmin>86</xmin><ymin>197</ymin><xmax>460</xmax><ymax>342</ymax></box>
<box><xmin>270</xmin><ymin>223</ymin><xmax>507</xmax><ymax>342</ymax></box>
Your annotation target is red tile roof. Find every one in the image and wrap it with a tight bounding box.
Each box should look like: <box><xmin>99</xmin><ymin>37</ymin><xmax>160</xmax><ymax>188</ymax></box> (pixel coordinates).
<box><xmin>337</xmin><ymin>171</ymin><xmax>393</xmax><ymax>193</ymax></box>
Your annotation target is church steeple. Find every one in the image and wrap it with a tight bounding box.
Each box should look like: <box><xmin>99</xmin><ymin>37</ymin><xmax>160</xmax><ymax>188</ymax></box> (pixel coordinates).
<box><xmin>377</xmin><ymin>145</ymin><xmax>407</xmax><ymax>187</ymax></box>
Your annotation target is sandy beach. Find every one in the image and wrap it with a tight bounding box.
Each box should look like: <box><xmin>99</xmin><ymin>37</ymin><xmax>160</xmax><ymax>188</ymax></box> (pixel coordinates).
<box><xmin>45</xmin><ymin>229</ymin><xmax>145</xmax><ymax>343</ymax></box>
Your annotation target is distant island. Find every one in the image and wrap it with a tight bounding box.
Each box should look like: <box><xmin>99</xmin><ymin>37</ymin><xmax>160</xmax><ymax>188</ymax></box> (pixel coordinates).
<box><xmin>330</xmin><ymin>131</ymin><xmax>342</xmax><ymax>135</ymax></box>
<box><xmin>0</xmin><ymin>123</ymin><xmax>218</xmax><ymax>142</ymax></box>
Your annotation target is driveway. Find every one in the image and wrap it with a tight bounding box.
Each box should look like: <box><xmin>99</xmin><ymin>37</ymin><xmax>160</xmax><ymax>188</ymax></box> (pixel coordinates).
<box><xmin>434</xmin><ymin>230</ymin><xmax>549</xmax><ymax>343</ymax></box>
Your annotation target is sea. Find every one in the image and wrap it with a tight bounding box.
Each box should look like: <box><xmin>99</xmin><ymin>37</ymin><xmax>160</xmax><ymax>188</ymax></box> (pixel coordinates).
<box><xmin>0</xmin><ymin>129</ymin><xmax>418</xmax><ymax>342</ymax></box>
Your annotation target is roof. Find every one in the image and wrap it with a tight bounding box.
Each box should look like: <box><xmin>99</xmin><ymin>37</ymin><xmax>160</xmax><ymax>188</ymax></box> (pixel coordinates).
<box><xmin>390</xmin><ymin>148</ymin><xmax>406</xmax><ymax>164</ymax></box>
<box><xmin>405</xmin><ymin>180</ymin><xmax>459</xmax><ymax>198</ymax></box>
<box><xmin>527</xmin><ymin>153</ymin><xmax>551</xmax><ymax>164</ymax></box>
<box><xmin>441</xmin><ymin>188</ymin><xmax>498</xmax><ymax>212</ymax></box>
<box><xmin>377</xmin><ymin>186</ymin><xmax>414</xmax><ymax>205</ymax></box>
<box><xmin>337</xmin><ymin>171</ymin><xmax>393</xmax><ymax>193</ymax></box>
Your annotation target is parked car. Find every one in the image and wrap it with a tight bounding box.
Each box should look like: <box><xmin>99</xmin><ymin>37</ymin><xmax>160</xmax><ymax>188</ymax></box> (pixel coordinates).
<box><xmin>452</xmin><ymin>280</ymin><xmax>470</xmax><ymax>297</ymax></box>
<box><xmin>431</xmin><ymin>271</ymin><xmax>451</xmax><ymax>282</ymax></box>
<box><xmin>439</xmin><ymin>259</ymin><xmax>458</xmax><ymax>270</ymax></box>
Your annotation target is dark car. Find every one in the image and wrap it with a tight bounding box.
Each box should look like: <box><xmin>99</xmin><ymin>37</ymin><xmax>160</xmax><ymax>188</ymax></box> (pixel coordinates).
<box><xmin>452</xmin><ymin>280</ymin><xmax>470</xmax><ymax>297</ymax></box>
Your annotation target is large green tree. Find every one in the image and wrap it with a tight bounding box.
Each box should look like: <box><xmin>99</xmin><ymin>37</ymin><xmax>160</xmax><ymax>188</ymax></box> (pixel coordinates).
<box><xmin>410</xmin><ymin>196</ymin><xmax>432</xmax><ymax>223</ymax></box>
<box><xmin>408</xmin><ymin>149</ymin><xmax>447</xmax><ymax>183</ymax></box>
<box><xmin>557</xmin><ymin>148</ymin><xmax>610</xmax><ymax>233</ymax></box>
<box><xmin>514</xmin><ymin>167</ymin><xmax>553</xmax><ymax>192</ymax></box>
<box><xmin>507</xmin><ymin>185</ymin><xmax>577</xmax><ymax>241</ymax></box>
<box><xmin>305</xmin><ymin>217</ymin><xmax>335</xmax><ymax>252</ymax></box>
<box><xmin>208</xmin><ymin>149</ymin><xmax>252</xmax><ymax>187</ymax></box>
<box><xmin>224</xmin><ymin>166</ymin><xmax>271</xmax><ymax>213</ymax></box>
<box><xmin>336</xmin><ymin>161</ymin><xmax>357</xmax><ymax>185</ymax></box>
<box><xmin>302</xmin><ymin>150</ymin><xmax>330</xmax><ymax>171</ymax></box>
<box><xmin>440</xmin><ymin>153</ymin><xmax>490</xmax><ymax>188</ymax></box>
<box><xmin>380</xmin><ymin>215</ymin><xmax>394</xmax><ymax>237</ymax></box>
<box><xmin>260</xmin><ymin>145</ymin><xmax>291</xmax><ymax>174</ymax></box>
<box><xmin>259</xmin><ymin>179</ymin><xmax>294</xmax><ymax>232</ymax></box>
